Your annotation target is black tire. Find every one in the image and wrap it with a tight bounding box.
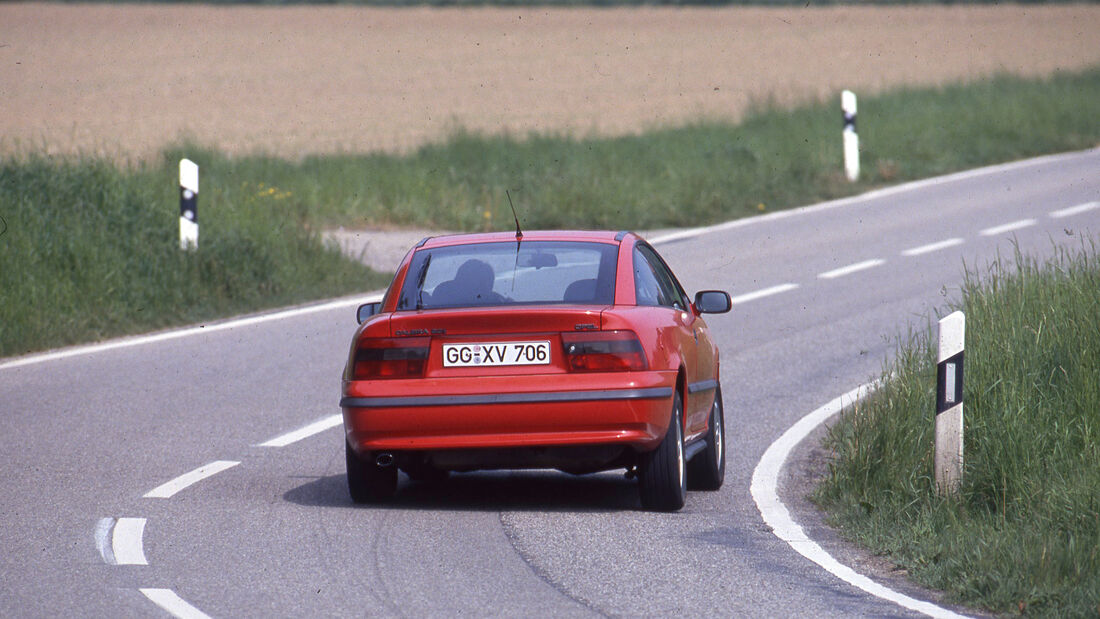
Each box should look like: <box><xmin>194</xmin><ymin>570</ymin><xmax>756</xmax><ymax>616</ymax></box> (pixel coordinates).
<box><xmin>688</xmin><ymin>385</ymin><xmax>725</xmax><ymax>491</ymax></box>
<box><xmin>346</xmin><ymin>440</ymin><xmax>397</xmax><ymax>503</ymax></box>
<box><xmin>638</xmin><ymin>392</ymin><xmax>687</xmax><ymax>512</ymax></box>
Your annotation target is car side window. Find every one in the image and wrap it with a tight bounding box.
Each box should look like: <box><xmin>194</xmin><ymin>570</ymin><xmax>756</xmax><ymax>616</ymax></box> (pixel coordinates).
<box><xmin>637</xmin><ymin>244</ymin><xmax>690</xmax><ymax>310</ymax></box>
<box><xmin>634</xmin><ymin>245</ymin><xmax>688</xmax><ymax>310</ymax></box>
<box><xmin>633</xmin><ymin>247</ymin><xmax>663</xmax><ymax>306</ymax></box>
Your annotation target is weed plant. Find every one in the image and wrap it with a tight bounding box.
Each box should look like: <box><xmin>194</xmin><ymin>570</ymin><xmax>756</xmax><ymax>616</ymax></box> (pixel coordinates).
<box><xmin>814</xmin><ymin>239</ymin><xmax>1100</xmax><ymax>616</ymax></box>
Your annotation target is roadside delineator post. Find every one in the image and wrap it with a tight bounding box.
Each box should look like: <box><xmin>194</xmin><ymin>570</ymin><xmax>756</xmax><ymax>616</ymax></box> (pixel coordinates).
<box><xmin>935</xmin><ymin>311</ymin><xmax>965</xmax><ymax>495</ymax></box>
<box><xmin>841</xmin><ymin>90</ymin><xmax>859</xmax><ymax>182</ymax></box>
<box><xmin>179</xmin><ymin>159</ymin><xmax>199</xmax><ymax>251</ymax></box>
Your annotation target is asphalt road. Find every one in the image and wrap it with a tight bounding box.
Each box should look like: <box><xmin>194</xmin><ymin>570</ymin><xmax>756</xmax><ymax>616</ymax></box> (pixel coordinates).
<box><xmin>2</xmin><ymin>149</ymin><xmax>1097</xmax><ymax>617</ymax></box>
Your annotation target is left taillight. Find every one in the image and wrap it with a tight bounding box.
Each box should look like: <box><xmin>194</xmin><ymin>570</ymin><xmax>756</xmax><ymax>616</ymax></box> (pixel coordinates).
<box><xmin>351</xmin><ymin>337</ymin><xmax>430</xmax><ymax>380</ymax></box>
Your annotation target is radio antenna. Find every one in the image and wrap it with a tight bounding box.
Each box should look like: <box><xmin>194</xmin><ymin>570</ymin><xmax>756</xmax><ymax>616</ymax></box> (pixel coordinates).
<box><xmin>507</xmin><ymin>190</ymin><xmax>523</xmax><ymax>241</ymax></box>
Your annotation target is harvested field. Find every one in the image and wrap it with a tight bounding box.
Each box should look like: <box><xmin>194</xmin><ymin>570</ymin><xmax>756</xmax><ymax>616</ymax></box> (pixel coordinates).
<box><xmin>3</xmin><ymin>3</ymin><xmax>1099</xmax><ymax>159</ymax></box>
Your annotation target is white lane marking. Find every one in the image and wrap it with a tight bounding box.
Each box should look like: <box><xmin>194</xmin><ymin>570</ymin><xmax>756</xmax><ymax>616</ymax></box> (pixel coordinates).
<box><xmin>111</xmin><ymin>517</ymin><xmax>149</xmax><ymax>566</ymax></box>
<box><xmin>979</xmin><ymin>219</ymin><xmax>1036</xmax><ymax>236</ymax></box>
<box><xmin>729</xmin><ymin>283</ymin><xmax>800</xmax><ymax>305</ymax></box>
<box><xmin>139</xmin><ymin>588</ymin><xmax>213</xmax><ymax>619</ymax></box>
<box><xmin>1050</xmin><ymin>201</ymin><xmax>1099</xmax><ymax>218</ymax></box>
<box><xmin>95</xmin><ymin>517</ymin><xmax>116</xmax><ymax>564</ymax></box>
<box><xmin>902</xmin><ymin>238</ymin><xmax>965</xmax><ymax>257</ymax></box>
<box><xmin>143</xmin><ymin>460</ymin><xmax>240</xmax><ymax>499</ymax></box>
<box><xmin>0</xmin><ymin>293</ymin><xmax>384</xmax><ymax>372</ymax></box>
<box><xmin>818</xmin><ymin>259</ymin><xmax>885</xmax><ymax>280</ymax></box>
<box><xmin>258</xmin><ymin>414</ymin><xmax>343</xmax><ymax>447</ymax></box>
<box><xmin>648</xmin><ymin>148</ymin><xmax>1099</xmax><ymax>246</ymax></box>
<box><xmin>751</xmin><ymin>383</ymin><xmax>969</xmax><ymax>618</ymax></box>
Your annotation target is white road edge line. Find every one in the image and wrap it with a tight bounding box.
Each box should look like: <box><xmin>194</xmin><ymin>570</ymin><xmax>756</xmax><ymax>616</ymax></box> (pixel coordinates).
<box><xmin>258</xmin><ymin>414</ymin><xmax>343</xmax><ymax>447</ymax></box>
<box><xmin>729</xmin><ymin>283</ymin><xmax>799</xmax><ymax>305</ymax></box>
<box><xmin>979</xmin><ymin>219</ymin><xmax>1036</xmax><ymax>236</ymax></box>
<box><xmin>139</xmin><ymin>588</ymin><xmax>213</xmax><ymax>619</ymax></box>
<box><xmin>0</xmin><ymin>293</ymin><xmax>384</xmax><ymax>372</ymax></box>
<box><xmin>751</xmin><ymin>382</ymin><xmax>970</xmax><ymax>619</ymax></box>
<box><xmin>647</xmin><ymin>148</ymin><xmax>1097</xmax><ymax>246</ymax></box>
<box><xmin>1050</xmin><ymin>201</ymin><xmax>1099</xmax><ymax>219</ymax></box>
<box><xmin>111</xmin><ymin>517</ymin><xmax>149</xmax><ymax>566</ymax></box>
<box><xmin>144</xmin><ymin>460</ymin><xmax>240</xmax><ymax>499</ymax></box>
<box><xmin>818</xmin><ymin>259</ymin><xmax>885</xmax><ymax>280</ymax></box>
<box><xmin>902</xmin><ymin>238</ymin><xmax>965</xmax><ymax>257</ymax></box>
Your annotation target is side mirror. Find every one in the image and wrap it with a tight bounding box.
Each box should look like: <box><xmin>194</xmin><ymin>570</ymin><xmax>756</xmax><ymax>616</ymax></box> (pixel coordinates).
<box><xmin>694</xmin><ymin>290</ymin><xmax>731</xmax><ymax>314</ymax></box>
<box><xmin>356</xmin><ymin>302</ymin><xmax>381</xmax><ymax>324</ymax></box>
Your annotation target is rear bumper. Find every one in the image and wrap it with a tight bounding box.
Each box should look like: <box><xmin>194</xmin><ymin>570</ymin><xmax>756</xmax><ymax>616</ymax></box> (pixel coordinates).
<box><xmin>341</xmin><ymin>371</ymin><xmax>676</xmax><ymax>453</ymax></box>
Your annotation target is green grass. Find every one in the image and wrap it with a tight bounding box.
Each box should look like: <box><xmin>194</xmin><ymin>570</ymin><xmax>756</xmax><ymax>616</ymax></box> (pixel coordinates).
<box><xmin>168</xmin><ymin>68</ymin><xmax>1100</xmax><ymax>233</ymax></box>
<box><xmin>814</xmin><ymin>240</ymin><xmax>1100</xmax><ymax>616</ymax></box>
<box><xmin>0</xmin><ymin>155</ymin><xmax>390</xmax><ymax>358</ymax></box>
<box><xmin>2</xmin><ymin>68</ymin><xmax>1099</xmax><ymax>357</ymax></box>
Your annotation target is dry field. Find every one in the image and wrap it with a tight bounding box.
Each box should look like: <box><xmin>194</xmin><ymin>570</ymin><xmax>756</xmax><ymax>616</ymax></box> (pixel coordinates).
<box><xmin>3</xmin><ymin>2</ymin><xmax>1099</xmax><ymax>159</ymax></box>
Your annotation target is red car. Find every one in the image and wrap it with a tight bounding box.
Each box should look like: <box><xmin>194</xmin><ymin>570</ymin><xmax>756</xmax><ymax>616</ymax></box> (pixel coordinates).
<box><xmin>340</xmin><ymin>230</ymin><xmax>731</xmax><ymax>511</ymax></box>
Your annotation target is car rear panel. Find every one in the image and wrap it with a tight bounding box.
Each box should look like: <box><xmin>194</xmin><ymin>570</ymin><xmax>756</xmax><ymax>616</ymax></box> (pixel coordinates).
<box><xmin>342</xmin><ymin>306</ymin><xmax>676</xmax><ymax>453</ymax></box>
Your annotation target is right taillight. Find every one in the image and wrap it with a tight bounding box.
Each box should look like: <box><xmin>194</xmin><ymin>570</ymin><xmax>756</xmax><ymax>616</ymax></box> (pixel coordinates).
<box><xmin>351</xmin><ymin>337</ymin><xmax>429</xmax><ymax>380</ymax></box>
<box><xmin>560</xmin><ymin>330</ymin><xmax>647</xmax><ymax>372</ymax></box>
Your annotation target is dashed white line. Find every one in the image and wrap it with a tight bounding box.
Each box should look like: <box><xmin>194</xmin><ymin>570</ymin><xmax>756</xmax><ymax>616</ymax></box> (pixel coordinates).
<box><xmin>139</xmin><ymin>588</ymin><xmax>212</xmax><ymax>619</ymax></box>
<box><xmin>979</xmin><ymin>219</ymin><xmax>1036</xmax><ymax>236</ymax></box>
<box><xmin>1050</xmin><ymin>201</ymin><xmax>1099</xmax><ymax>219</ymax></box>
<box><xmin>902</xmin><ymin>238</ymin><xmax>965</xmax><ymax>257</ymax></box>
<box><xmin>818</xmin><ymin>259</ymin><xmax>885</xmax><ymax>280</ymax></box>
<box><xmin>143</xmin><ymin>460</ymin><xmax>240</xmax><ymax>499</ymax></box>
<box><xmin>729</xmin><ymin>283</ymin><xmax>800</xmax><ymax>305</ymax></box>
<box><xmin>258</xmin><ymin>414</ymin><xmax>343</xmax><ymax>447</ymax></box>
<box><xmin>751</xmin><ymin>383</ymin><xmax>969</xmax><ymax>618</ymax></box>
<box><xmin>111</xmin><ymin>517</ymin><xmax>149</xmax><ymax>566</ymax></box>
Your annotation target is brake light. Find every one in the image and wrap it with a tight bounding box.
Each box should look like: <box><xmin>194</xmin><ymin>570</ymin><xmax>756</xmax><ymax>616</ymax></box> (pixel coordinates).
<box><xmin>352</xmin><ymin>337</ymin><xmax>429</xmax><ymax>379</ymax></box>
<box><xmin>561</xmin><ymin>331</ymin><xmax>647</xmax><ymax>372</ymax></box>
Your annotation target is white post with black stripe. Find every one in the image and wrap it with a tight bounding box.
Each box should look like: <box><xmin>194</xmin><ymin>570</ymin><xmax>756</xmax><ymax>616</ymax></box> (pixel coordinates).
<box><xmin>841</xmin><ymin>90</ymin><xmax>859</xmax><ymax>182</ymax></box>
<box><xmin>179</xmin><ymin>159</ymin><xmax>199</xmax><ymax>251</ymax></box>
<box><xmin>935</xmin><ymin>311</ymin><xmax>965</xmax><ymax>495</ymax></box>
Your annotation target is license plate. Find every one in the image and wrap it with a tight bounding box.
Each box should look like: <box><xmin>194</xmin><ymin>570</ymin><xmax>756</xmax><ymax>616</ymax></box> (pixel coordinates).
<box><xmin>442</xmin><ymin>341</ymin><xmax>551</xmax><ymax>367</ymax></box>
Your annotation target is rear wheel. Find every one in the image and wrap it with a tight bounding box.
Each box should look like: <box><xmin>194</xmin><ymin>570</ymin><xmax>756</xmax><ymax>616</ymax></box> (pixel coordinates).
<box><xmin>638</xmin><ymin>392</ymin><xmax>687</xmax><ymax>512</ymax></box>
<box><xmin>346</xmin><ymin>441</ymin><xmax>397</xmax><ymax>503</ymax></box>
<box><xmin>688</xmin><ymin>386</ymin><xmax>725</xmax><ymax>491</ymax></box>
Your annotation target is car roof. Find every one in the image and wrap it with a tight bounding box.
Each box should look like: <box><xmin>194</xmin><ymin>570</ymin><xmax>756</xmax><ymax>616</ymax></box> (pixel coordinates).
<box><xmin>417</xmin><ymin>230</ymin><xmax>633</xmax><ymax>249</ymax></box>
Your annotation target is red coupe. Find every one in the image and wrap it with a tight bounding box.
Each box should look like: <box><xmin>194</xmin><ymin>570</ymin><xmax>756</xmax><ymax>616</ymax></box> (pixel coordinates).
<box><xmin>340</xmin><ymin>230</ymin><xmax>731</xmax><ymax>511</ymax></box>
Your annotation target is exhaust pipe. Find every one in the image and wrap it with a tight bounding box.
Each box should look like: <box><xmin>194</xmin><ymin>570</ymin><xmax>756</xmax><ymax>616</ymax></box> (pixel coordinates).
<box><xmin>375</xmin><ymin>453</ymin><xmax>395</xmax><ymax>468</ymax></box>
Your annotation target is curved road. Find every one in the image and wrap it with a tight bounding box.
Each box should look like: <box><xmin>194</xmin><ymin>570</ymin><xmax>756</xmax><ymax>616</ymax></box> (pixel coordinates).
<box><xmin>2</xmin><ymin>149</ymin><xmax>1097</xmax><ymax>617</ymax></box>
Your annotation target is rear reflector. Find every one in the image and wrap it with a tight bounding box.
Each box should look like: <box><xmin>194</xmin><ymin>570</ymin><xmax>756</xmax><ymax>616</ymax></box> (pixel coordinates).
<box><xmin>560</xmin><ymin>330</ymin><xmax>647</xmax><ymax>372</ymax></box>
<box><xmin>353</xmin><ymin>337</ymin><xmax>429</xmax><ymax>379</ymax></box>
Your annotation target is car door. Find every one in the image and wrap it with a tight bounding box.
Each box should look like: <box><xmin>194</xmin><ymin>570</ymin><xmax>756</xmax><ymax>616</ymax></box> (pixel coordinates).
<box><xmin>633</xmin><ymin>244</ymin><xmax>707</xmax><ymax>438</ymax></box>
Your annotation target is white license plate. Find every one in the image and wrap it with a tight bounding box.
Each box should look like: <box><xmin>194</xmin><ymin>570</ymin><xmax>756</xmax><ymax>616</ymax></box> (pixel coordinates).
<box><xmin>442</xmin><ymin>341</ymin><xmax>551</xmax><ymax>367</ymax></box>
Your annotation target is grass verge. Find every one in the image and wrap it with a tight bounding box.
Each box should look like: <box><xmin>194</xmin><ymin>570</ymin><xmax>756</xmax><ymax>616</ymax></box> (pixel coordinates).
<box><xmin>2</xmin><ymin>68</ymin><xmax>1098</xmax><ymax>356</ymax></box>
<box><xmin>0</xmin><ymin>155</ymin><xmax>390</xmax><ymax>358</ymax></box>
<box><xmin>167</xmin><ymin>68</ymin><xmax>1100</xmax><ymax>233</ymax></box>
<box><xmin>813</xmin><ymin>239</ymin><xmax>1100</xmax><ymax>617</ymax></box>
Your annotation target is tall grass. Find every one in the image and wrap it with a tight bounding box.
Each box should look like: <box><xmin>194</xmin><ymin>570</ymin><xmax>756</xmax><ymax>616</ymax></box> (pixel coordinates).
<box><xmin>0</xmin><ymin>154</ymin><xmax>388</xmax><ymax>357</ymax></box>
<box><xmin>815</xmin><ymin>239</ymin><xmax>1100</xmax><ymax>616</ymax></box>
<box><xmin>167</xmin><ymin>68</ymin><xmax>1100</xmax><ymax>232</ymax></box>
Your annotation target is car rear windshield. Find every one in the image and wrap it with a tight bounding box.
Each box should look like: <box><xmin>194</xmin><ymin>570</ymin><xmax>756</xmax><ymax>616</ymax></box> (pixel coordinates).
<box><xmin>396</xmin><ymin>240</ymin><xmax>619</xmax><ymax>310</ymax></box>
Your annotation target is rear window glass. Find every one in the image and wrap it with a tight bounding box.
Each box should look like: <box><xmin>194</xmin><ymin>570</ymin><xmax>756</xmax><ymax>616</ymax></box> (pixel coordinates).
<box><xmin>396</xmin><ymin>241</ymin><xmax>618</xmax><ymax>310</ymax></box>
